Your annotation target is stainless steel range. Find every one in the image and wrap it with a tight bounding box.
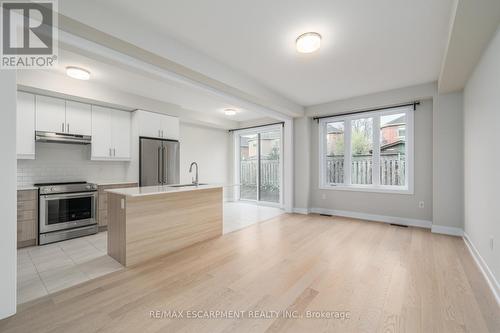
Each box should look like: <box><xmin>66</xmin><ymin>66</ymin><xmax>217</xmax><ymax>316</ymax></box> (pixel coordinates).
<box><xmin>35</xmin><ymin>181</ymin><xmax>98</xmax><ymax>245</ymax></box>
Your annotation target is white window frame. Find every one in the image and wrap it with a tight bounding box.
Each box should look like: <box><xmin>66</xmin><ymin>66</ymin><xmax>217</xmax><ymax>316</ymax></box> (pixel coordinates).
<box><xmin>319</xmin><ymin>106</ymin><xmax>414</xmax><ymax>194</ymax></box>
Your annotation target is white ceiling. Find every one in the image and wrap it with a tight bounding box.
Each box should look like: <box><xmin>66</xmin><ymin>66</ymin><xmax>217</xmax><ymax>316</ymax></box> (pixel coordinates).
<box><xmin>74</xmin><ymin>0</ymin><xmax>455</xmax><ymax>106</ymax></box>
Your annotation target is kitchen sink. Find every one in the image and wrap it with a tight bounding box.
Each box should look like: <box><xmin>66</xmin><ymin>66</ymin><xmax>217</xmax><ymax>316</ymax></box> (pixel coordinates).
<box><xmin>168</xmin><ymin>183</ymin><xmax>208</xmax><ymax>188</ymax></box>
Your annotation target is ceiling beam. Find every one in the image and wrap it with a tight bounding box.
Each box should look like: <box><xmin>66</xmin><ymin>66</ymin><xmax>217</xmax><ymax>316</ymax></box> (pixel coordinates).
<box><xmin>56</xmin><ymin>13</ymin><xmax>302</xmax><ymax>119</ymax></box>
<box><xmin>438</xmin><ymin>0</ymin><xmax>500</xmax><ymax>93</ymax></box>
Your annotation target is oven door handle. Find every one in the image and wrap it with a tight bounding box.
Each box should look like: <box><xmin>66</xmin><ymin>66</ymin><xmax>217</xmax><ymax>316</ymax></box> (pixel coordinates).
<box><xmin>40</xmin><ymin>192</ymin><xmax>97</xmax><ymax>200</ymax></box>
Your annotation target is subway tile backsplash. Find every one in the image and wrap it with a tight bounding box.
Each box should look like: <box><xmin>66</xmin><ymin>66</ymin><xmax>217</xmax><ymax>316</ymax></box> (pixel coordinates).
<box><xmin>17</xmin><ymin>143</ymin><xmax>131</xmax><ymax>187</ymax></box>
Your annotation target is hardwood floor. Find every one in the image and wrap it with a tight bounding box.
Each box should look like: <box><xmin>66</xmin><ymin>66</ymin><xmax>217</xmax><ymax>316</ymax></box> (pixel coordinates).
<box><xmin>1</xmin><ymin>213</ymin><xmax>499</xmax><ymax>333</ymax></box>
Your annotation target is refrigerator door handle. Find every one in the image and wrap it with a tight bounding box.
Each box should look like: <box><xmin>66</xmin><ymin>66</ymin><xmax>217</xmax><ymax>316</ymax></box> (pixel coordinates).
<box><xmin>157</xmin><ymin>146</ymin><xmax>162</xmax><ymax>184</ymax></box>
<box><xmin>162</xmin><ymin>145</ymin><xmax>166</xmax><ymax>183</ymax></box>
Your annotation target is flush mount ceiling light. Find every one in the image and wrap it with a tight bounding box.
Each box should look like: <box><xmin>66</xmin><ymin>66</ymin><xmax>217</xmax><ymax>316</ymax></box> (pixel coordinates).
<box><xmin>296</xmin><ymin>32</ymin><xmax>322</xmax><ymax>53</ymax></box>
<box><xmin>66</xmin><ymin>66</ymin><xmax>91</xmax><ymax>80</ymax></box>
<box><xmin>224</xmin><ymin>108</ymin><xmax>237</xmax><ymax>116</ymax></box>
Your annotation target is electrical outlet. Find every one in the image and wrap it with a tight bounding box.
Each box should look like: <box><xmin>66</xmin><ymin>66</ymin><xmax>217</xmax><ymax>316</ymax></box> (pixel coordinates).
<box><xmin>490</xmin><ymin>237</ymin><xmax>494</xmax><ymax>251</ymax></box>
<box><xmin>418</xmin><ymin>201</ymin><xmax>425</xmax><ymax>208</ymax></box>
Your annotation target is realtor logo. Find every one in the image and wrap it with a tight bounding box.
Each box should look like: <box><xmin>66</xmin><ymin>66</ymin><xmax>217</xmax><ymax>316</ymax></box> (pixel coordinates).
<box><xmin>1</xmin><ymin>0</ymin><xmax>58</xmax><ymax>68</ymax></box>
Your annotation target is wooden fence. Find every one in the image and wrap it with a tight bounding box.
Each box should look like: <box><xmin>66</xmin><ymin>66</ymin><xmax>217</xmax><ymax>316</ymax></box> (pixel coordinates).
<box><xmin>240</xmin><ymin>154</ymin><xmax>405</xmax><ymax>189</ymax></box>
<box><xmin>240</xmin><ymin>159</ymin><xmax>280</xmax><ymax>189</ymax></box>
<box><xmin>326</xmin><ymin>154</ymin><xmax>406</xmax><ymax>185</ymax></box>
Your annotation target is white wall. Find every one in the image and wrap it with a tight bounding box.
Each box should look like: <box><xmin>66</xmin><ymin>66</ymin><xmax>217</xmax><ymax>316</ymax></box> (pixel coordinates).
<box><xmin>293</xmin><ymin>117</ymin><xmax>311</xmax><ymax>212</ymax></box>
<box><xmin>463</xmin><ymin>27</ymin><xmax>500</xmax><ymax>293</ymax></box>
<box><xmin>179</xmin><ymin>123</ymin><xmax>230</xmax><ymax>186</ymax></box>
<box><xmin>17</xmin><ymin>143</ymin><xmax>131</xmax><ymax>187</ymax></box>
<box><xmin>433</xmin><ymin>91</ymin><xmax>464</xmax><ymax>231</ymax></box>
<box><xmin>0</xmin><ymin>71</ymin><xmax>17</xmax><ymax>319</ymax></box>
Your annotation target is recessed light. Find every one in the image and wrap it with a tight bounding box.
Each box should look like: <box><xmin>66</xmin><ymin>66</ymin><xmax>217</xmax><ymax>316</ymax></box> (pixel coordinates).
<box><xmin>224</xmin><ymin>108</ymin><xmax>237</xmax><ymax>116</ymax></box>
<box><xmin>296</xmin><ymin>32</ymin><xmax>322</xmax><ymax>53</ymax></box>
<box><xmin>66</xmin><ymin>66</ymin><xmax>91</xmax><ymax>80</ymax></box>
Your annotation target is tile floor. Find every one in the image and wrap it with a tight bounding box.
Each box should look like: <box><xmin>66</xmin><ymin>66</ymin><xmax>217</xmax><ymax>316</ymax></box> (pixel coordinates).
<box><xmin>17</xmin><ymin>202</ymin><xmax>284</xmax><ymax>305</ymax></box>
<box><xmin>17</xmin><ymin>231</ymin><xmax>123</xmax><ymax>305</ymax></box>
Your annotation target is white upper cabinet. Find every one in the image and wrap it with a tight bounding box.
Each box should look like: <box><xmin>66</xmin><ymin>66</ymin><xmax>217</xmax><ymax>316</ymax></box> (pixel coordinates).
<box><xmin>91</xmin><ymin>105</ymin><xmax>112</xmax><ymax>159</ymax></box>
<box><xmin>135</xmin><ymin>110</ymin><xmax>179</xmax><ymax>140</ymax></box>
<box><xmin>65</xmin><ymin>101</ymin><xmax>91</xmax><ymax>136</ymax></box>
<box><xmin>110</xmin><ymin>109</ymin><xmax>131</xmax><ymax>159</ymax></box>
<box><xmin>16</xmin><ymin>92</ymin><xmax>36</xmax><ymax>159</ymax></box>
<box><xmin>35</xmin><ymin>95</ymin><xmax>91</xmax><ymax>135</ymax></box>
<box><xmin>35</xmin><ymin>95</ymin><xmax>66</xmax><ymax>133</ymax></box>
<box><xmin>91</xmin><ymin>105</ymin><xmax>131</xmax><ymax>161</ymax></box>
<box><xmin>161</xmin><ymin>115</ymin><xmax>179</xmax><ymax>140</ymax></box>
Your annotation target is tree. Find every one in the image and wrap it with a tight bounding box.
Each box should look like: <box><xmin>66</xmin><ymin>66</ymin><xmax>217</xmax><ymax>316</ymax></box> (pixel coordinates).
<box><xmin>351</xmin><ymin>130</ymin><xmax>371</xmax><ymax>155</ymax></box>
<box><xmin>351</xmin><ymin>118</ymin><xmax>372</xmax><ymax>155</ymax></box>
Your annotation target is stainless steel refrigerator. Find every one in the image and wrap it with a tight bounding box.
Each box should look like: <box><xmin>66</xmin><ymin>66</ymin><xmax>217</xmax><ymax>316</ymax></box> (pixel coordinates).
<box><xmin>139</xmin><ymin>137</ymin><xmax>180</xmax><ymax>186</ymax></box>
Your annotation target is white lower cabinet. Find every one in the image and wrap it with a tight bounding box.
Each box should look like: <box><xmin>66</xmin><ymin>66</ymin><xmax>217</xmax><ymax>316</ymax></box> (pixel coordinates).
<box><xmin>16</xmin><ymin>92</ymin><xmax>36</xmax><ymax>159</ymax></box>
<box><xmin>91</xmin><ymin>106</ymin><xmax>131</xmax><ymax>160</ymax></box>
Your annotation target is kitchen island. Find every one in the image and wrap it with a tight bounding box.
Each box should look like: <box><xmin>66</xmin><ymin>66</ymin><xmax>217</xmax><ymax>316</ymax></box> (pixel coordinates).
<box><xmin>105</xmin><ymin>184</ymin><xmax>223</xmax><ymax>267</ymax></box>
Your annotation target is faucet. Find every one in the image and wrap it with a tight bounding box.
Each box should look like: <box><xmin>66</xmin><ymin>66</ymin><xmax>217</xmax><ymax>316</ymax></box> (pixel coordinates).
<box><xmin>189</xmin><ymin>162</ymin><xmax>199</xmax><ymax>186</ymax></box>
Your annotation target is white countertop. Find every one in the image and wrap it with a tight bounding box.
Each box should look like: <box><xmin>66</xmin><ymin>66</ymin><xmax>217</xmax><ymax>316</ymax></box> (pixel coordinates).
<box><xmin>105</xmin><ymin>184</ymin><xmax>223</xmax><ymax>197</ymax></box>
<box><xmin>89</xmin><ymin>180</ymin><xmax>138</xmax><ymax>186</ymax></box>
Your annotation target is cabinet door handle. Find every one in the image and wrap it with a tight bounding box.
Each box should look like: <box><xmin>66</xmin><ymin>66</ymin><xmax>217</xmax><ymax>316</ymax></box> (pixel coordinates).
<box><xmin>67</xmin><ymin>123</ymin><xmax>69</xmax><ymax>133</ymax></box>
<box><xmin>61</xmin><ymin>123</ymin><xmax>65</xmax><ymax>132</ymax></box>
<box><xmin>113</xmin><ymin>148</ymin><xmax>116</xmax><ymax>156</ymax></box>
<box><xmin>109</xmin><ymin>148</ymin><xmax>112</xmax><ymax>156</ymax></box>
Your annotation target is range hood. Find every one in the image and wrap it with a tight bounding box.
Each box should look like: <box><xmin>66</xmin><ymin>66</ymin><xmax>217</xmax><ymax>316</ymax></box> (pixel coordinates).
<box><xmin>35</xmin><ymin>131</ymin><xmax>91</xmax><ymax>145</ymax></box>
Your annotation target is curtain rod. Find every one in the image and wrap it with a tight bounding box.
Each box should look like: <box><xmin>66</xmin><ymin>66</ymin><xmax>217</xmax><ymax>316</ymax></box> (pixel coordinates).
<box><xmin>228</xmin><ymin>121</ymin><xmax>284</xmax><ymax>133</ymax></box>
<box><xmin>312</xmin><ymin>101</ymin><xmax>420</xmax><ymax>122</ymax></box>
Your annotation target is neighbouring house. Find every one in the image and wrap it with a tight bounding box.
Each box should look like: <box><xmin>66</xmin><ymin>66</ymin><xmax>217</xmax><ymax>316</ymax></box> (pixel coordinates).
<box><xmin>380</xmin><ymin>115</ymin><xmax>406</xmax><ymax>146</ymax></box>
<box><xmin>240</xmin><ymin>133</ymin><xmax>280</xmax><ymax>160</ymax></box>
<box><xmin>381</xmin><ymin>140</ymin><xmax>406</xmax><ymax>154</ymax></box>
<box><xmin>326</xmin><ymin>124</ymin><xmax>344</xmax><ymax>156</ymax></box>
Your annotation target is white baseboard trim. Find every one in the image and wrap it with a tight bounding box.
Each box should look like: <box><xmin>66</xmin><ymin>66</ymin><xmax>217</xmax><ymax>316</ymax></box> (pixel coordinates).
<box><xmin>431</xmin><ymin>225</ymin><xmax>464</xmax><ymax>237</ymax></box>
<box><xmin>463</xmin><ymin>233</ymin><xmax>500</xmax><ymax>305</ymax></box>
<box><xmin>292</xmin><ymin>207</ymin><xmax>310</xmax><ymax>215</ymax></box>
<box><xmin>309</xmin><ymin>207</ymin><xmax>432</xmax><ymax>229</ymax></box>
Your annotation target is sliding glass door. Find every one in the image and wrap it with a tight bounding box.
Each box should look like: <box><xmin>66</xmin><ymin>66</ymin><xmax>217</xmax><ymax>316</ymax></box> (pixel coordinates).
<box><xmin>259</xmin><ymin>129</ymin><xmax>280</xmax><ymax>203</ymax></box>
<box><xmin>239</xmin><ymin>133</ymin><xmax>258</xmax><ymax>200</ymax></box>
<box><xmin>237</xmin><ymin>126</ymin><xmax>282</xmax><ymax>205</ymax></box>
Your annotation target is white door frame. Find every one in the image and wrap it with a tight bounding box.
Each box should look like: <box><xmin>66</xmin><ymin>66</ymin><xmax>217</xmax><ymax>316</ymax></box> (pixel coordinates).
<box><xmin>233</xmin><ymin>124</ymin><xmax>284</xmax><ymax>208</ymax></box>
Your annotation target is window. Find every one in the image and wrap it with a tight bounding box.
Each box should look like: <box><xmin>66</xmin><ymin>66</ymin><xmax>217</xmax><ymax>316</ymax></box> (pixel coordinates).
<box><xmin>351</xmin><ymin>117</ymin><xmax>373</xmax><ymax>185</ymax></box>
<box><xmin>325</xmin><ymin>121</ymin><xmax>344</xmax><ymax>184</ymax></box>
<box><xmin>319</xmin><ymin>106</ymin><xmax>413</xmax><ymax>193</ymax></box>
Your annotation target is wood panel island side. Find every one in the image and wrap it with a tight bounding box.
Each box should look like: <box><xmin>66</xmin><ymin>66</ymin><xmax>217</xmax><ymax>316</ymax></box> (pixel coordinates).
<box><xmin>105</xmin><ymin>185</ymin><xmax>223</xmax><ymax>267</ymax></box>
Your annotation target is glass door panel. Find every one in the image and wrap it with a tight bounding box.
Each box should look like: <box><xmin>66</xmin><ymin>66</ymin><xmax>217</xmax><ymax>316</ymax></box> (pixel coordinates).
<box><xmin>239</xmin><ymin>134</ymin><xmax>258</xmax><ymax>200</ymax></box>
<box><xmin>259</xmin><ymin>130</ymin><xmax>280</xmax><ymax>203</ymax></box>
